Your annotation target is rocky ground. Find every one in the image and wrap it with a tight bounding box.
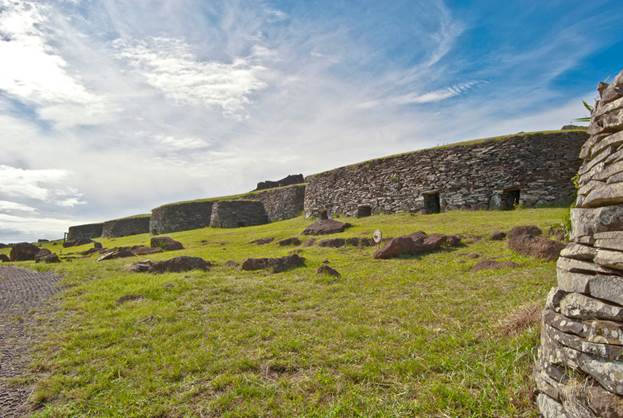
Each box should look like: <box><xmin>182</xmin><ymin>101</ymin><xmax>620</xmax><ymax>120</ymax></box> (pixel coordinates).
<box><xmin>0</xmin><ymin>266</ymin><xmax>60</xmax><ymax>417</ymax></box>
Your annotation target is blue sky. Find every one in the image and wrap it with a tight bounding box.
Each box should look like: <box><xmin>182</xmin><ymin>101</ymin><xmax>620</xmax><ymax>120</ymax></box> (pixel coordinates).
<box><xmin>0</xmin><ymin>0</ymin><xmax>622</xmax><ymax>242</ymax></box>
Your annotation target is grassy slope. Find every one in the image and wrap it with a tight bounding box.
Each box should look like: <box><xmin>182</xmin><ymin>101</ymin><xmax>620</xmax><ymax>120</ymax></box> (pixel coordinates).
<box><xmin>9</xmin><ymin>208</ymin><xmax>568</xmax><ymax>417</ymax></box>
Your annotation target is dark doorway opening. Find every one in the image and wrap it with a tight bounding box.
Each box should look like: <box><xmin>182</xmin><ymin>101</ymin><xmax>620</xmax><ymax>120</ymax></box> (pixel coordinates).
<box><xmin>423</xmin><ymin>192</ymin><xmax>441</xmax><ymax>214</ymax></box>
<box><xmin>357</xmin><ymin>205</ymin><xmax>372</xmax><ymax>217</ymax></box>
<box><xmin>238</xmin><ymin>221</ymin><xmax>246</xmax><ymax>227</ymax></box>
<box><xmin>501</xmin><ymin>189</ymin><xmax>520</xmax><ymax>210</ymax></box>
<box><xmin>319</xmin><ymin>210</ymin><xmax>329</xmax><ymax>220</ymax></box>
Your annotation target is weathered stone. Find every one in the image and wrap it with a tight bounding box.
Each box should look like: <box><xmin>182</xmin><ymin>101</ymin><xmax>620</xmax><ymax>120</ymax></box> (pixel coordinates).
<box><xmin>102</xmin><ymin>215</ymin><xmax>150</xmax><ymax>238</ymax></box>
<box><xmin>545</xmin><ymin>324</ymin><xmax>623</xmax><ymax>361</ymax></box>
<box><xmin>546</xmin><ymin>287</ymin><xmax>568</xmax><ymax>311</ymax></box>
<box><xmin>9</xmin><ymin>243</ymin><xmax>41</xmax><ymax>261</ymax></box>
<box><xmin>578</xmin><ymin>354</ymin><xmax>623</xmax><ymax>395</ymax></box>
<box><xmin>543</xmin><ymin>309</ymin><xmax>586</xmax><ymax>337</ymax></box>
<box><xmin>210</xmin><ymin>200</ymin><xmax>269</xmax><ymax>228</ymax></box>
<box><xmin>560</xmin><ymin>243</ymin><xmax>597</xmax><ymax>261</ymax></box>
<box><xmin>560</xmin><ymin>293</ymin><xmax>623</xmax><ymax>321</ymax></box>
<box><xmin>130</xmin><ymin>246</ymin><xmax>163</xmax><ymax>256</ymax></box>
<box><xmin>588</xmin><ymin>274</ymin><xmax>623</xmax><ymax>305</ymax></box>
<box><xmin>583</xmin><ymin>182</ymin><xmax>623</xmax><ymax>208</ymax></box>
<box><xmin>557</xmin><ymin>270</ymin><xmax>593</xmax><ymax>293</ymax></box>
<box><xmin>302</xmin><ymin>219</ymin><xmax>351</xmax><ymax>235</ymax></box>
<box><xmin>278</xmin><ymin>237</ymin><xmax>301</xmax><ymax>246</ymax></box>
<box><xmin>303</xmin><ymin>131</ymin><xmax>587</xmax><ymax>216</ymax></box>
<box><xmin>586</xmin><ymin>320</ymin><xmax>623</xmax><ymax>346</ymax></box>
<box><xmin>594</xmin><ymin>248</ymin><xmax>623</xmax><ymax>270</ymax></box>
<box><xmin>571</xmin><ymin>205</ymin><xmax>623</xmax><ymax>240</ymax></box>
<box><xmin>586</xmin><ymin>382</ymin><xmax>623</xmax><ymax>417</ymax></box>
<box><xmin>250</xmin><ymin>184</ymin><xmax>306</xmax><ymax>222</ymax></box>
<box><xmin>255</xmin><ymin>174</ymin><xmax>304</xmax><ymax>191</ymax></box>
<box><xmin>97</xmin><ymin>248</ymin><xmax>135</xmax><ymax>261</ymax></box>
<box><xmin>251</xmin><ymin>237</ymin><xmax>274</xmax><ymax>245</ymax></box>
<box><xmin>373</xmin><ymin>237</ymin><xmax>421</xmax><ymax>259</ymax></box>
<box><xmin>150</xmin><ymin>256</ymin><xmax>211</xmax><ymax>273</ymax></box>
<box><xmin>536</xmin><ymin>394</ymin><xmax>567</xmax><ymax>418</ymax></box>
<box><xmin>319</xmin><ymin>238</ymin><xmax>345</xmax><ymax>248</ymax></box>
<box><xmin>508</xmin><ymin>234</ymin><xmax>565</xmax><ymax>261</ymax></box>
<box><xmin>317</xmin><ymin>264</ymin><xmax>341</xmax><ymax>277</ymax></box>
<box><xmin>0</xmin><ymin>254</ymin><xmax>9</xmax><ymax>262</ymax></box>
<box><xmin>67</xmin><ymin>222</ymin><xmax>103</xmax><ymax>241</ymax></box>
<box><xmin>150</xmin><ymin>201</ymin><xmax>214</xmax><ymax>234</ymax></box>
<box><xmin>557</xmin><ymin>256</ymin><xmax>618</xmax><ymax>275</ymax></box>
<box><xmin>63</xmin><ymin>238</ymin><xmax>92</xmax><ymax>248</ymax></box>
<box><xmin>490</xmin><ymin>231</ymin><xmax>506</xmax><ymax>240</ymax></box>
<box><xmin>241</xmin><ymin>254</ymin><xmax>305</xmax><ymax>273</ymax></box>
<box><xmin>35</xmin><ymin>253</ymin><xmax>60</xmax><ymax>263</ymax></box>
<box><xmin>471</xmin><ymin>259</ymin><xmax>518</xmax><ymax>272</ymax></box>
<box><xmin>508</xmin><ymin>225</ymin><xmax>543</xmax><ymax>239</ymax></box>
<box><xmin>150</xmin><ymin>236</ymin><xmax>184</xmax><ymax>251</ymax></box>
<box><xmin>345</xmin><ymin>237</ymin><xmax>375</xmax><ymax>247</ymax></box>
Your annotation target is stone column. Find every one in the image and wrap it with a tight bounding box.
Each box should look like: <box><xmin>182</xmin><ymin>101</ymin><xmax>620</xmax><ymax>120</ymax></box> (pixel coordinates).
<box><xmin>535</xmin><ymin>70</ymin><xmax>623</xmax><ymax>417</ymax></box>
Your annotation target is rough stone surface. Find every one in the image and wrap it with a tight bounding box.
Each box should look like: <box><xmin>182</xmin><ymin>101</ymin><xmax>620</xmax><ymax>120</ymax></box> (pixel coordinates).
<box><xmin>130</xmin><ymin>256</ymin><xmax>211</xmax><ymax>273</ymax></box>
<box><xmin>256</xmin><ymin>174</ymin><xmax>304</xmax><ymax>191</ymax></box>
<box><xmin>150</xmin><ymin>236</ymin><xmax>184</xmax><ymax>251</ymax></box>
<box><xmin>508</xmin><ymin>234</ymin><xmax>565</xmax><ymax>261</ymax></box>
<box><xmin>302</xmin><ymin>219</ymin><xmax>351</xmax><ymax>235</ymax></box>
<box><xmin>373</xmin><ymin>232</ymin><xmax>461</xmax><ymax>259</ymax></box>
<box><xmin>67</xmin><ymin>222</ymin><xmax>103</xmax><ymax>240</ymax></box>
<box><xmin>63</xmin><ymin>238</ymin><xmax>92</xmax><ymax>248</ymax></box>
<box><xmin>102</xmin><ymin>215</ymin><xmax>150</xmax><ymax>238</ymax></box>
<box><xmin>97</xmin><ymin>248</ymin><xmax>135</xmax><ymax>261</ymax></box>
<box><xmin>251</xmin><ymin>237</ymin><xmax>274</xmax><ymax>245</ymax></box>
<box><xmin>491</xmin><ymin>231</ymin><xmax>507</xmax><ymax>240</ymax></box>
<box><xmin>0</xmin><ymin>267</ymin><xmax>60</xmax><ymax>417</ymax></box>
<box><xmin>150</xmin><ymin>201</ymin><xmax>214</xmax><ymax>235</ymax></box>
<box><xmin>210</xmin><ymin>200</ymin><xmax>268</xmax><ymax>228</ymax></box>
<box><xmin>250</xmin><ymin>184</ymin><xmax>305</xmax><ymax>222</ymax></box>
<box><xmin>9</xmin><ymin>243</ymin><xmax>41</xmax><ymax>261</ymax></box>
<box><xmin>508</xmin><ymin>225</ymin><xmax>543</xmax><ymax>239</ymax></box>
<box><xmin>278</xmin><ymin>237</ymin><xmax>302</xmax><ymax>246</ymax></box>
<box><xmin>536</xmin><ymin>68</ymin><xmax>623</xmax><ymax>415</ymax></box>
<box><xmin>241</xmin><ymin>254</ymin><xmax>305</xmax><ymax>273</ymax></box>
<box><xmin>304</xmin><ymin>131</ymin><xmax>587</xmax><ymax>217</ymax></box>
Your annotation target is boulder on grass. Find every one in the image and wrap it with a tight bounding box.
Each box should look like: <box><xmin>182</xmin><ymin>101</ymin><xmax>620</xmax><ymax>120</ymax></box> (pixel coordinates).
<box><xmin>345</xmin><ymin>237</ymin><xmax>375</xmax><ymax>247</ymax></box>
<box><xmin>508</xmin><ymin>234</ymin><xmax>565</xmax><ymax>261</ymax></box>
<box><xmin>150</xmin><ymin>236</ymin><xmax>184</xmax><ymax>251</ymax></box>
<box><xmin>278</xmin><ymin>237</ymin><xmax>302</xmax><ymax>246</ymax></box>
<box><xmin>36</xmin><ymin>253</ymin><xmax>60</xmax><ymax>263</ymax></box>
<box><xmin>241</xmin><ymin>254</ymin><xmax>305</xmax><ymax>273</ymax></box>
<box><xmin>508</xmin><ymin>225</ymin><xmax>542</xmax><ymax>240</ymax></box>
<box><xmin>374</xmin><ymin>232</ymin><xmax>462</xmax><ymax>259</ymax></box>
<box><xmin>129</xmin><ymin>256</ymin><xmax>211</xmax><ymax>273</ymax></box>
<box><xmin>10</xmin><ymin>243</ymin><xmax>41</xmax><ymax>261</ymax></box>
<box><xmin>303</xmin><ymin>219</ymin><xmax>351</xmax><ymax>235</ymax></box>
<box><xmin>131</xmin><ymin>246</ymin><xmax>163</xmax><ymax>256</ymax></box>
<box><xmin>63</xmin><ymin>238</ymin><xmax>92</xmax><ymax>248</ymax></box>
<box><xmin>319</xmin><ymin>238</ymin><xmax>345</xmax><ymax>248</ymax></box>
<box><xmin>491</xmin><ymin>231</ymin><xmax>507</xmax><ymax>241</ymax></box>
<box><xmin>98</xmin><ymin>248</ymin><xmax>135</xmax><ymax>261</ymax></box>
<box><xmin>34</xmin><ymin>248</ymin><xmax>51</xmax><ymax>261</ymax></box>
<box><xmin>0</xmin><ymin>254</ymin><xmax>10</xmax><ymax>262</ymax></box>
<box><xmin>251</xmin><ymin>237</ymin><xmax>274</xmax><ymax>245</ymax></box>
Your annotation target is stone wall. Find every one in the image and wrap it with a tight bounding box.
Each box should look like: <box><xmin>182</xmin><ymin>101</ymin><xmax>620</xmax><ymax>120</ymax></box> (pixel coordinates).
<box><xmin>101</xmin><ymin>215</ymin><xmax>151</xmax><ymax>238</ymax></box>
<box><xmin>249</xmin><ymin>184</ymin><xmax>305</xmax><ymax>222</ymax></box>
<box><xmin>304</xmin><ymin>130</ymin><xmax>588</xmax><ymax>217</ymax></box>
<box><xmin>67</xmin><ymin>223</ymin><xmax>103</xmax><ymax>241</ymax></box>
<box><xmin>210</xmin><ymin>200</ymin><xmax>268</xmax><ymax>228</ymax></box>
<box><xmin>150</xmin><ymin>201</ymin><xmax>214</xmax><ymax>235</ymax></box>
<box><xmin>256</xmin><ymin>174</ymin><xmax>304</xmax><ymax>190</ymax></box>
<box><xmin>535</xmin><ymin>70</ymin><xmax>623</xmax><ymax>417</ymax></box>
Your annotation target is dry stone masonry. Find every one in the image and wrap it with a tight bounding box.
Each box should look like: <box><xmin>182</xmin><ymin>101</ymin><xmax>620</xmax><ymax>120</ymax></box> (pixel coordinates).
<box><xmin>101</xmin><ymin>215</ymin><xmax>150</xmax><ymax>238</ymax></box>
<box><xmin>67</xmin><ymin>222</ymin><xmax>103</xmax><ymax>241</ymax></box>
<box><xmin>535</xmin><ymin>69</ymin><xmax>623</xmax><ymax>417</ymax></box>
<box><xmin>210</xmin><ymin>200</ymin><xmax>268</xmax><ymax>228</ymax></box>
<box><xmin>150</xmin><ymin>201</ymin><xmax>214</xmax><ymax>235</ymax></box>
<box><xmin>304</xmin><ymin>131</ymin><xmax>587</xmax><ymax>217</ymax></box>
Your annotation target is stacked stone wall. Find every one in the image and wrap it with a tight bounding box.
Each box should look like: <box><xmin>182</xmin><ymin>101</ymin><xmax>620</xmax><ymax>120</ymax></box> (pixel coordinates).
<box><xmin>150</xmin><ymin>201</ymin><xmax>214</xmax><ymax>235</ymax></box>
<box><xmin>67</xmin><ymin>223</ymin><xmax>103</xmax><ymax>241</ymax></box>
<box><xmin>304</xmin><ymin>131</ymin><xmax>588</xmax><ymax>217</ymax></box>
<box><xmin>535</xmin><ymin>70</ymin><xmax>623</xmax><ymax>417</ymax></box>
<box><xmin>210</xmin><ymin>200</ymin><xmax>268</xmax><ymax>228</ymax></box>
<box><xmin>250</xmin><ymin>184</ymin><xmax>305</xmax><ymax>222</ymax></box>
<box><xmin>102</xmin><ymin>216</ymin><xmax>150</xmax><ymax>238</ymax></box>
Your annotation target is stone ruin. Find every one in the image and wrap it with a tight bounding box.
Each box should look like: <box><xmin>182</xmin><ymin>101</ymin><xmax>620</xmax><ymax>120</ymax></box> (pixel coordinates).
<box><xmin>101</xmin><ymin>215</ymin><xmax>150</xmax><ymax>238</ymax></box>
<box><xmin>535</xmin><ymin>69</ymin><xmax>623</xmax><ymax>417</ymax></box>
<box><xmin>255</xmin><ymin>173</ymin><xmax>304</xmax><ymax>191</ymax></box>
<box><xmin>210</xmin><ymin>200</ymin><xmax>268</xmax><ymax>228</ymax></box>
<box><xmin>67</xmin><ymin>222</ymin><xmax>103</xmax><ymax>241</ymax></box>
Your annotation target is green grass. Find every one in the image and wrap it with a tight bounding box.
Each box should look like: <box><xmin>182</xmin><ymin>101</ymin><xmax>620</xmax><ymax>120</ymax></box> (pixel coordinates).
<box><xmin>8</xmin><ymin>208</ymin><xmax>569</xmax><ymax>417</ymax></box>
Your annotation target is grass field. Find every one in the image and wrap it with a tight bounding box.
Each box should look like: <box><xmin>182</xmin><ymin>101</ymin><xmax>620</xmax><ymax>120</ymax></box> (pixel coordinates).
<box><xmin>4</xmin><ymin>208</ymin><xmax>569</xmax><ymax>417</ymax></box>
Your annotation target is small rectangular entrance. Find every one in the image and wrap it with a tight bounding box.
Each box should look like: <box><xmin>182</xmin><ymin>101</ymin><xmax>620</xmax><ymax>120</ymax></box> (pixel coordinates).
<box><xmin>423</xmin><ymin>192</ymin><xmax>441</xmax><ymax>214</ymax></box>
<box><xmin>356</xmin><ymin>205</ymin><xmax>372</xmax><ymax>217</ymax></box>
<box><xmin>501</xmin><ymin>189</ymin><xmax>520</xmax><ymax>210</ymax></box>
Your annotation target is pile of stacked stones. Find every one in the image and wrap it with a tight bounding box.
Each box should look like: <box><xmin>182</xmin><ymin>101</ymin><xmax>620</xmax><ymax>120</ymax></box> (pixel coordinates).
<box><xmin>535</xmin><ymin>70</ymin><xmax>623</xmax><ymax>417</ymax></box>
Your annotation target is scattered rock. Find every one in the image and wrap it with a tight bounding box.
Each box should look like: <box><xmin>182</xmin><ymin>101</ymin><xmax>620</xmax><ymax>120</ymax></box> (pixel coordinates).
<box><xmin>471</xmin><ymin>259</ymin><xmax>519</xmax><ymax>271</ymax></box>
<box><xmin>0</xmin><ymin>254</ymin><xmax>10</xmax><ymax>262</ymax></box>
<box><xmin>9</xmin><ymin>243</ymin><xmax>41</xmax><ymax>261</ymax></box>
<box><xmin>508</xmin><ymin>225</ymin><xmax>542</xmax><ymax>239</ymax></box>
<box><xmin>80</xmin><ymin>247</ymin><xmax>106</xmax><ymax>256</ymax></box>
<box><xmin>303</xmin><ymin>238</ymin><xmax>316</xmax><ymax>247</ymax></box>
<box><xmin>303</xmin><ymin>219</ymin><xmax>351</xmax><ymax>235</ymax></box>
<box><xmin>129</xmin><ymin>256</ymin><xmax>211</xmax><ymax>273</ymax></box>
<box><xmin>98</xmin><ymin>248</ymin><xmax>135</xmax><ymax>261</ymax></box>
<box><xmin>319</xmin><ymin>238</ymin><xmax>345</xmax><ymax>248</ymax></box>
<box><xmin>63</xmin><ymin>238</ymin><xmax>92</xmax><ymax>248</ymax></box>
<box><xmin>131</xmin><ymin>245</ymin><xmax>163</xmax><ymax>256</ymax></box>
<box><xmin>116</xmin><ymin>294</ymin><xmax>144</xmax><ymax>304</ymax></box>
<box><xmin>278</xmin><ymin>237</ymin><xmax>301</xmax><ymax>246</ymax></box>
<box><xmin>345</xmin><ymin>237</ymin><xmax>375</xmax><ymax>247</ymax></box>
<box><xmin>373</xmin><ymin>232</ymin><xmax>461</xmax><ymax>259</ymax></box>
<box><xmin>317</xmin><ymin>264</ymin><xmax>341</xmax><ymax>277</ymax></box>
<box><xmin>224</xmin><ymin>260</ymin><xmax>239</xmax><ymax>268</ymax></box>
<box><xmin>508</xmin><ymin>234</ymin><xmax>565</xmax><ymax>261</ymax></box>
<box><xmin>34</xmin><ymin>249</ymin><xmax>59</xmax><ymax>263</ymax></box>
<box><xmin>491</xmin><ymin>231</ymin><xmax>507</xmax><ymax>241</ymax></box>
<box><xmin>251</xmin><ymin>237</ymin><xmax>274</xmax><ymax>245</ymax></box>
<box><xmin>241</xmin><ymin>254</ymin><xmax>305</xmax><ymax>273</ymax></box>
<box><xmin>150</xmin><ymin>236</ymin><xmax>184</xmax><ymax>251</ymax></box>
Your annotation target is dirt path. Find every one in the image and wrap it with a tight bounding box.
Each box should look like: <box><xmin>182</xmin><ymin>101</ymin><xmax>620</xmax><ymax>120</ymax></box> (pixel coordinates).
<box><xmin>0</xmin><ymin>266</ymin><xmax>60</xmax><ymax>417</ymax></box>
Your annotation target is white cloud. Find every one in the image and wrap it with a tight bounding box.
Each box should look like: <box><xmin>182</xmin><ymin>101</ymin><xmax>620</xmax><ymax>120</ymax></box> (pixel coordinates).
<box><xmin>0</xmin><ymin>200</ymin><xmax>37</xmax><ymax>214</ymax></box>
<box><xmin>156</xmin><ymin>135</ymin><xmax>211</xmax><ymax>150</ymax></box>
<box><xmin>113</xmin><ymin>36</ymin><xmax>269</xmax><ymax>118</ymax></box>
<box><xmin>0</xmin><ymin>213</ymin><xmax>76</xmax><ymax>242</ymax></box>
<box><xmin>0</xmin><ymin>164</ymin><xmax>84</xmax><ymax>204</ymax></box>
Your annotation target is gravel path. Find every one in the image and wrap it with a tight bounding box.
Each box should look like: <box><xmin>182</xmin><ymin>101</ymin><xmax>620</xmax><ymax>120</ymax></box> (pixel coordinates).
<box><xmin>0</xmin><ymin>266</ymin><xmax>60</xmax><ymax>417</ymax></box>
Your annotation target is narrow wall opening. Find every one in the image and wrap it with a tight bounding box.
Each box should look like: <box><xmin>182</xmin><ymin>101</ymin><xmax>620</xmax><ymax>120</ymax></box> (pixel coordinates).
<box><xmin>423</xmin><ymin>192</ymin><xmax>441</xmax><ymax>214</ymax></box>
<box><xmin>357</xmin><ymin>205</ymin><xmax>372</xmax><ymax>217</ymax></box>
<box><xmin>501</xmin><ymin>189</ymin><xmax>520</xmax><ymax>210</ymax></box>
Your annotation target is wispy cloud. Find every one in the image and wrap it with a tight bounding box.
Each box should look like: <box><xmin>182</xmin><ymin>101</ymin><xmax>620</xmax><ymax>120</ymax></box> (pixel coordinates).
<box><xmin>0</xmin><ymin>164</ymin><xmax>84</xmax><ymax>205</ymax></box>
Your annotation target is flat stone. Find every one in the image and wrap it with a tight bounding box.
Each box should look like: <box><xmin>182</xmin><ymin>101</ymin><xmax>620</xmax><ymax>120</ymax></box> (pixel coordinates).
<box><xmin>557</xmin><ymin>257</ymin><xmax>618</xmax><ymax>275</ymax></box>
<box><xmin>571</xmin><ymin>205</ymin><xmax>623</xmax><ymax>240</ymax></box>
<box><xmin>278</xmin><ymin>237</ymin><xmax>302</xmax><ymax>246</ymax></box>
<box><xmin>543</xmin><ymin>309</ymin><xmax>586</xmax><ymax>337</ymax></box>
<box><xmin>586</xmin><ymin>320</ymin><xmax>623</xmax><ymax>346</ymax></box>
<box><xmin>578</xmin><ymin>354</ymin><xmax>623</xmax><ymax>395</ymax></box>
<box><xmin>557</xmin><ymin>269</ymin><xmax>593</xmax><ymax>293</ymax></box>
<box><xmin>241</xmin><ymin>254</ymin><xmax>305</xmax><ymax>273</ymax></box>
<box><xmin>546</xmin><ymin>287</ymin><xmax>568</xmax><ymax>311</ymax></box>
<box><xmin>585</xmin><ymin>383</ymin><xmax>623</xmax><ymax>417</ymax></box>
<box><xmin>560</xmin><ymin>243</ymin><xmax>597</xmax><ymax>261</ymax></box>
<box><xmin>536</xmin><ymin>394</ymin><xmax>568</xmax><ymax>418</ymax></box>
<box><xmin>594</xmin><ymin>248</ymin><xmax>623</xmax><ymax>270</ymax></box>
<box><xmin>302</xmin><ymin>219</ymin><xmax>351</xmax><ymax>235</ymax></box>
<box><xmin>316</xmin><ymin>264</ymin><xmax>341</xmax><ymax>277</ymax></box>
<box><xmin>588</xmin><ymin>274</ymin><xmax>623</xmax><ymax>305</ymax></box>
<box><xmin>150</xmin><ymin>236</ymin><xmax>184</xmax><ymax>251</ymax></box>
<box><xmin>560</xmin><ymin>293</ymin><xmax>623</xmax><ymax>321</ymax></box>
<box><xmin>508</xmin><ymin>225</ymin><xmax>542</xmax><ymax>239</ymax></box>
<box><xmin>583</xmin><ymin>182</ymin><xmax>623</xmax><ymax>208</ymax></box>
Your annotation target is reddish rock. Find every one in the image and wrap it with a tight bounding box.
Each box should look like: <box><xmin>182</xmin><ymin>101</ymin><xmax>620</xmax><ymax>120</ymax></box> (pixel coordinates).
<box><xmin>491</xmin><ymin>231</ymin><xmax>507</xmax><ymax>241</ymax></box>
<box><xmin>345</xmin><ymin>237</ymin><xmax>375</xmax><ymax>247</ymax></box>
<box><xmin>508</xmin><ymin>234</ymin><xmax>565</xmax><ymax>261</ymax></box>
<box><xmin>278</xmin><ymin>237</ymin><xmax>302</xmax><ymax>246</ymax></box>
<box><xmin>374</xmin><ymin>237</ymin><xmax>423</xmax><ymax>259</ymax></box>
<box><xmin>319</xmin><ymin>238</ymin><xmax>345</xmax><ymax>248</ymax></box>
<box><xmin>150</xmin><ymin>236</ymin><xmax>184</xmax><ymax>251</ymax></box>
<box><xmin>303</xmin><ymin>219</ymin><xmax>351</xmax><ymax>235</ymax></box>
<box><xmin>129</xmin><ymin>256</ymin><xmax>211</xmax><ymax>273</ymax></box>
<box><xmin>241</xmin><ymin>254</ymin><xmax>305</xmax><ymax>273</ymax></box>
<box><xmin>9</xmin><ymin>243</ymin><xmax>41</xmax><ymax>261</ymax></box>
<box><xmin>508</xmin><ymin>225</ymin><xmax>542</xmax><ymax>239</ymax></box>
<box><xmin>131</xmin><ymin>246</ymin><xmax>163</xmax><ymax>256</ymax></box>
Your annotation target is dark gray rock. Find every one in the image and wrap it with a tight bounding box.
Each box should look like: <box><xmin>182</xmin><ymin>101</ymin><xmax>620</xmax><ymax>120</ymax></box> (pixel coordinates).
<box><xmin>150</xmin><ymin>236</ymin><xmax>184</xmax><ymax>251</ymax></box>
<box><xmin>256</xmin><ymin>174</ymin><xmax>304</xmax><ymax>190</ymax></box>
<box><xmin>241</xmin><ymin>254</ymin><xmax>305</xmax><ymax>273</ymax></box>
<box><xmin>317</xmin><ymin>264</ymin><xmax>341</xmax><ymax>277</ymax></box>
<box><xmin>278</xmin><ymin>237</ymin><xmax>301</xmax><ymax>246</ymax></box>
<box><xmin>67</xmin><ymin>223</ymin><xmax>103</xmax><ymax>241</ymax></box>
<box><xmin>9</xmin><ymin>243</ymin><xmax>40</xmax><ymax>261</ymax></box>
<box><xmin>303</xmin><ymin>219</ymin><xmax>351</xmax><ymax>235</ymax></box>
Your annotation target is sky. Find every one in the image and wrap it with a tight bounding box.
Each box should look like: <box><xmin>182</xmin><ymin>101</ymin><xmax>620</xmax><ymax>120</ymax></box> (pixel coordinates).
<box><xmin>1</xmin><ymin>0</ymin><xmax>622</xmax><ymax>242</ymax></box>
